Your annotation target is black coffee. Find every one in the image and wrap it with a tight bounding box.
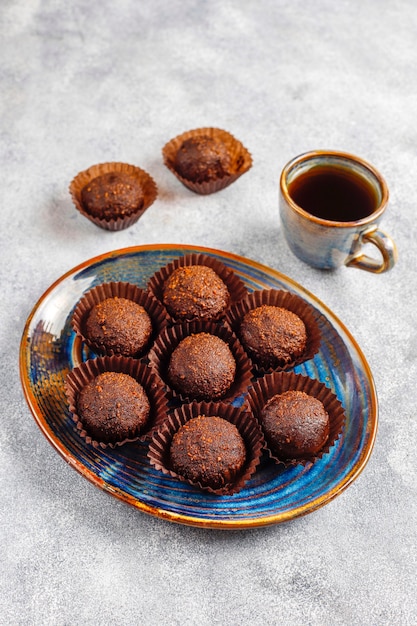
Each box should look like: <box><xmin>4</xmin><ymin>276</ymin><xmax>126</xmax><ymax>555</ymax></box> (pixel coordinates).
<box><xmin>288</xmin><ymin>166</ymin><xmax>378</xmax><ymax>222</ymax></box>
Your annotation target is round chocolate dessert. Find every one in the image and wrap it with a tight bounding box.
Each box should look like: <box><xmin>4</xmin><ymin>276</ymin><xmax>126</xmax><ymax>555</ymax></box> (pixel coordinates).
<box><xmin>85</xmin><ymin>297</ymin><xmax>152</xmax><ymax>357</ymax></box>
<box><xmin>163</xmin><ymin>265</ymin><xmax>230</xmax><ymax>321</ymax></box>
<box><xmin>81</xmin><ymin>172</ymin><xmax>144</xmax><ymax>219</ymax></box>
<box><xmin>167</xmin><ymin>333</ymin><xmax>236</xmax><ymax>400</ymax></box>
<box><xmin>77</xmin><ymin>371</ymin><xmax>150</xmax><ymax>444</ymax></box>
<box><xmin>174</xmin><ymin>136</ymin><xmax>231</xmax><ymax>183</ymax></box>
<box><xmin>240</xmin><ymin>305</ymin><xmax>307</xmax><ymax>368</ymax></box>
<box><xmin>169</xmin><ymin>415</ymin><xmax>246</xmax><ymax>489</ymax></box>
<box><xmin>260</xmin><ymin>390</ymin><xmax>330</xmax><ymax>459</ymax></box>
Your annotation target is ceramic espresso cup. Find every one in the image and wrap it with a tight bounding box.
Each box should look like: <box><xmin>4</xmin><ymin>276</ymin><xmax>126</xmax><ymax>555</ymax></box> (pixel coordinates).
<box><xmin>279</xmin><ymin>150</ymin><xmax>397</xmax><ymax>272</ymax></box>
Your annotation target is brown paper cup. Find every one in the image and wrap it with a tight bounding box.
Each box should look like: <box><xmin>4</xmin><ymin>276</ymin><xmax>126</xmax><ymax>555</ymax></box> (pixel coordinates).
<box><xmin>71</xmin><ymin>281</ymin><xmax>167</xmax><ymax>359</ymax></box>
<box><xmin>69</xmin><ymin>161</ymin><xmax>158</xmax><ymax>231</ymax></box>
<box><xmin>162</xmin><ymin>127</ymin><xmax>252</xmax><ymax>195</ymax></box>
<box><xmin>245</xmin><ymin>371</ymin><xmax>346</xmax><ymax>466</ymax></box>
<box><xmin>147</xmin><ymin>252</ymin><xmax>248</xmax><ymax>324</ymax></box>
<box><xmin>147</xmin><ymin>320</ymin><xmax>253</xmax><ymax>404</ymax></box>
<box><xmin>148</xmin><ymin>400</ymin><xmax>264</xmax><ymax>495</ymax></box>
<box><xmin>225</xmin><ymin>289</ymin><xmax>321</xmax><ymax>374</ymax></box>
<box><xmin>65</xmin><ymin>355</ymin><xmax>169</xmax><ymax>448</ymax></box>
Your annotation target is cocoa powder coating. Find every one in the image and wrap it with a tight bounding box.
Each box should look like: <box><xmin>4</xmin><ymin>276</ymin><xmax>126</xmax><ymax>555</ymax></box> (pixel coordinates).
<box><xmin>85</xmin><ymin>297</ymin><xmax>152</xmax><ymax>357</ymax></box>
<box><xmin>240</xmin><ymin>305</ymin><xmax>307</xmax><ymax>368</ymax></box>
<box><xmin>163</xmin><ymin>265</ymin><xmax>230</xmax><ymax>321</ymax></box>
<box><xmin>77</xmin><ymin>371</ymin><xmax>150</xmax><ymax>444</ymax></box>
<box><xmin>169</xmin><ymin>415</ymin><xmax>246</xmax><ymax>489</ymax></box>
<box><xmin>81</xmin><ymin>172</ymin><xmax>144</xmax><ymax>219</ymax></box>
<box><xmin>174</xmin><ymin>135</ymin><xmax>232</xmax><ymax>183</ymax></box>
<box><xmin>260</xmin><ymin>390</ymin><xmax>330</xmax><ymax>459</ymax></box>
<box><xmin>167</xmin><ymin>332</ymin><xmax>236</xmax><ymax>400</ymax></box>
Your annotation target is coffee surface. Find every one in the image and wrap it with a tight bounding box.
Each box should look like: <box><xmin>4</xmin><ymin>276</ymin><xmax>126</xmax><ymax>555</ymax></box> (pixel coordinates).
<box><xmin>288</xmin><ymin>166</ymin><xmax>378</xmax><ymax>222</ymax></box>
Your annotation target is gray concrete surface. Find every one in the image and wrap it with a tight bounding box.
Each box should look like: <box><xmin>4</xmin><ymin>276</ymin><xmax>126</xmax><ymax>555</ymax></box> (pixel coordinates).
<box><xmin>1</xmin><ymin>1</ymin><xmax>416</xmax><ymax>624</ymax></box>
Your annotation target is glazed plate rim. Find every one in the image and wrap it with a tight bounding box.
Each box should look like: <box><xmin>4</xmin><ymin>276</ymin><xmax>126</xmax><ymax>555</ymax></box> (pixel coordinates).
<box><xmin>19</xmin><ymin>243</ymin><xmax>378</xmax><ymax>529</ymax></box>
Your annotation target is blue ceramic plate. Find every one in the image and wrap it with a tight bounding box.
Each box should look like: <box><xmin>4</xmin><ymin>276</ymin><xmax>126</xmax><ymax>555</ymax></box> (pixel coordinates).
<box><xmin>20</xmin><ymin>244</ymin><xmax>377</xmax><ymax>529</ymax></box>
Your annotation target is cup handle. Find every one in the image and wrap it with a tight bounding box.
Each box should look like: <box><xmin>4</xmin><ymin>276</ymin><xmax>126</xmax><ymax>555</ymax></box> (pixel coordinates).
<box><xmin>346</xmin><ymin>226</ymin><xmax>398</xmax><ymax>273</ymax></box>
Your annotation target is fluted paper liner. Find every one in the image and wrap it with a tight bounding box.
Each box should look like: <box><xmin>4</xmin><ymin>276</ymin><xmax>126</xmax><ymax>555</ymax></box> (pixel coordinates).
<box><xmin>71</xmin><ymin>281</ymin><xmax>167</xmax><ymax>359</ymax></box>
<box><xmin>225</xmin><ymin>289</ymin><xmax>321</xmax><ymax>374</ymax></box>
<box><xmin>147</xmin><ymin>252</ymin><xmax>248</xmax><ymax>324</ymax></box>
<box><xmin>147</xmin><ymin>320</ymin><xmax>253</xmax><ymax>403</ymax></box>
<box><xmin>245</xmin><ymin>371</ymin><xmax>346</xmax><ymax>466</ymax></box>
<box><xmin>65</xmin><ymin>355</ymin><xmax>169</xmax><ymax>449</ymax></box>
<box><xmin>148</xmin><ymin>401</ymin><xmax>264</xmax><ymax>495</ymax></box>
<box><xmin>69</xmin><ymin>161</ymin><xmax>158</xmax><ymax>231</ymax></box>
<box><xmin>162</xmin><ymin>127</ymin><xmax>252</xmax><ymax>195</ymax></box>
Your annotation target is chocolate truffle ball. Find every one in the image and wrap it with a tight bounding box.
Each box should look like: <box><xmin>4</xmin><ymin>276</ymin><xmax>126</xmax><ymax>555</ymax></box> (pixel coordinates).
<box><xmin>260</xmin><ymin>390</ymin><xmax>330</xmax><ymax>459</ymax></box>
<box><xmin>163</xmin><ymin>265</ymin><xmax>230</xmax><ymax>321</ymax></box>
<box><xmin>77</xmin><ymin>371</ymin><xmax>150</xmax><ymax>444</ymax></box>
<box><xmin>81</xmin><ymin>172</ymin><xmax>144</xmax><ymax>220</ymax></box>
<box><xmin>174</xmin><ymin>136</ymin><xmax>232</xmax><ymax>183</ymax></box>
<box><xmin>169</xmin><ymin>415</ymin><xmax>246</xmax><ymax>489</ymax></box>
<box><xmin>240</xmin><ymin>305</ymin><xmax>307</xmax><ymax>368</ymax></box>
<box><xmin>85</xmin><ymin>297</ymin><xmax>152</xmax><ymax>357</ymax></box>
<box><xmin>167</xmin><ymin>333</ymin><xmax>236</xmax><ymax>400</ymax></box>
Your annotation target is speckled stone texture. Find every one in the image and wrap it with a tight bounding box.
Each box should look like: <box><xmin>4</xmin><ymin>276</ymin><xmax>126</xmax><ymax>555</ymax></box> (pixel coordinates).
<box><xmin>1</xmin><ymin>1</ymin><xmax>416</xmax><ymax>625</ymax></box>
